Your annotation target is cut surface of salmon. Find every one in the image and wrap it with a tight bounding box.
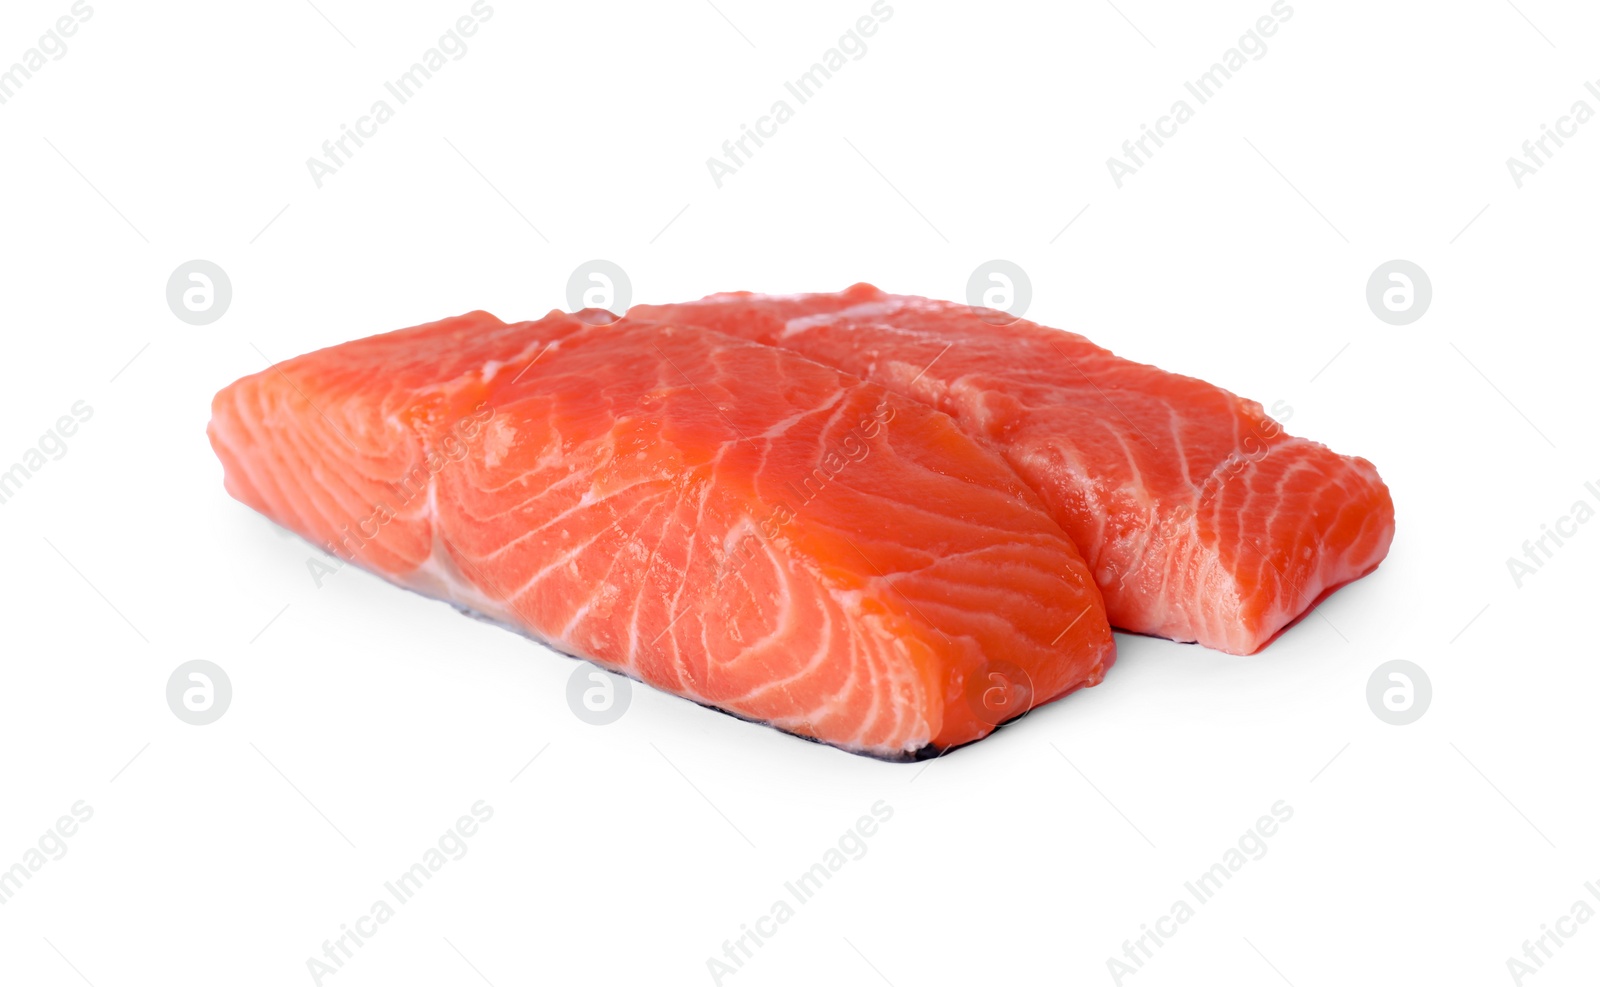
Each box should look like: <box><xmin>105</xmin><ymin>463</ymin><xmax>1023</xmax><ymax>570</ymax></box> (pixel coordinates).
<box><xmin>208</xmin><ymin>311</ymin><xmax>1115</xmax><ymax>757</ymax></box>
<box><xmin>635</xmin><ymin>286</ymin><xmax>1395</xmax><ymax>655</ymax></box>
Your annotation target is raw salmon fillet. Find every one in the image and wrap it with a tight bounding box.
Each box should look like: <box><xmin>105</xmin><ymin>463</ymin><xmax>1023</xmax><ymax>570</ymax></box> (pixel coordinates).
<box><xmin>208</xmin><ymin>311</ymin><xmax>1115</xmax><ymax>757</ymax></box>
<box><xmin>636</xmin><ymin>285</ymin><xmax>1395</xmax><ymax>655</ymax></box>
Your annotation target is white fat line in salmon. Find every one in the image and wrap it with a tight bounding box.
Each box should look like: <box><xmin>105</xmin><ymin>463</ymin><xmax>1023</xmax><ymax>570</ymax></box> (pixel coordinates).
<box><xmin>1503</xmin><ymin>882</ymin><xmax>1600</xmax><ymax>984</ymax></box>
<box><xmin>705</xmin><ymin>0</ymin><xmax>894</xmax><ymax>189</ymax></box>
<box><xmin>1139</xmin><ymin>399</ymin><xmax>1293</xmax><ymax>545</ymax></box>
<box><xmin>1505</xmin><ymin>479</ymin><xmax>1600</xmax><ymax>588</ymax></box>
<box><xmin>0</xmin><ymin>400</ymin><xmax>94</xmax><ymax>508</ymax></box>
<box><xmin>1193</xmin><ymin>399</ymin><xmax>1294</xmax><ymax>513</ymax></box>
<box><xmin>715</xmin><ymin>398</ymin><xmax>895</xmax><ymax>584</ymax></box>
<box><xmin>1505</xmin><ymin>81</ymin><xmax>1600</xmax><ymax>188</ymax></box>
<box><xmin>304</xmin><ymin>1</ymin><xmax>494</xmax><ymax>189</ymax></box>
<box><xmin>705</xmin><ymin>800</ymin><xmax>894</xmax><ymax>984</ymax></box>
<box><xmin>1104</xmin><ymin>800</ymin><xmax>1293</xmax><ymax>985</ymax></box>
<box><xmin>0</xmin><ymin>1</ymin><xmax>92</xmax><ymax>108</ymax></box>
<box><xmin>1105</xmin><ymin>0</ymin><xmax>1294</xmax><ymax>189</ymax></box>
<box><xmin>303</xmin><ymin>800</ymin><xmax>494</xmax><ymax>985</ymax></box>
<box><xmin>306</xmin><ymin>403</ymin><xmax>495</xmax><ymax>587</ymax></box>
<box><xmin>0</xmin><ymin>801</ymin><xmax>94</xmax><ymax>908</ymax></box>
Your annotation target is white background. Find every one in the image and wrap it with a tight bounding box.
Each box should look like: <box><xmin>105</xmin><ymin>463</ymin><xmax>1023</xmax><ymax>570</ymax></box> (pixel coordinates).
<box><xmin>1</xmin><ymin>1</ymin><xmax>1597</xmax><ymax>984</ymax></box>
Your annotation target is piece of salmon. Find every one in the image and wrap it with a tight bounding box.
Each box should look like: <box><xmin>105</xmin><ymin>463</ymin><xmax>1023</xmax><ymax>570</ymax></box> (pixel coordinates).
<box><xmin>208</xmin><ymin>311</ymin><xmax>1115</xmax><ymax>757</ymax></box>
<box><xmin>635</xmin><ymin>285</ymin><xmax>1395</xmax><ymax>655</ymax></box>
